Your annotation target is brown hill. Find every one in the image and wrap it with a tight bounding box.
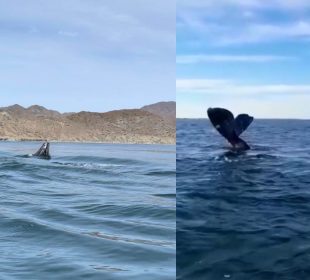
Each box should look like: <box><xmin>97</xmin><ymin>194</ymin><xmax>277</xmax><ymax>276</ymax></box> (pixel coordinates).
<box><xmin>0</xmin><ymin>104</ymin><xmax>62</xmax><ymax>119</ymax></box>
<box><xmin>0</xmin><ymin>103</ymin><xmax>175</xmax><ymax>144</ymax></box>
<box><xmin>141</xmin><ymin>101</ymin><xmax>176</xmax><ymax>125</ymax></box>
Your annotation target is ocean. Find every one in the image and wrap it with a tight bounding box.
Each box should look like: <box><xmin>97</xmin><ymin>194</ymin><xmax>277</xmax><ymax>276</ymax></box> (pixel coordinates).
<box><xmin>177</xmin><ymin>119</ymin><xmax>310</xmax><ymax>279</ymax></box>
<box><xmin>0</xmin><ymin>142</ymin><xmax>176</xmax><ymax>280</ymax></box>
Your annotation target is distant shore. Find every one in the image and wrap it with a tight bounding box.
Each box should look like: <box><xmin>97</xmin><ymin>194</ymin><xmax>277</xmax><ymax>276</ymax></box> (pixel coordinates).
<box><xmin>0</xmin><ymin>102</ymin><xmax>176</xmax><ymax>146</ymax></box>
<box><xmin>0</xmin><ymin>138</ymin><xmax>176</xmax><ymax>145</ymax></box>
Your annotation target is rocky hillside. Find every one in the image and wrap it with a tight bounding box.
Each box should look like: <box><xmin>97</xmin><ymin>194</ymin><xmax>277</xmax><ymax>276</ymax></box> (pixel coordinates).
<box><xmin>0</xmin><ymin>102</ymin><xmax>175</xmax><ymax>144</ymax></box>
<box><xmin>141</xmin><ymin>101</ymin><xmax>175</xmax><ymax>125</ymax></box>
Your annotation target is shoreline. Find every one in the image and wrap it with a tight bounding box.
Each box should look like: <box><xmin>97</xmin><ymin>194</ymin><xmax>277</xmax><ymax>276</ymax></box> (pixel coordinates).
<box><xmin>0</xmin><ymin>138</ymin><xmax>176</xmax><ymax>146</ymax></box>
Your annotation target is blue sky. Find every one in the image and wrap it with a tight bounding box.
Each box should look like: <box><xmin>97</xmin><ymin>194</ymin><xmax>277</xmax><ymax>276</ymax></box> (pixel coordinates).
<box><xmin>177</xmin><ymin>0</ymin><xmax>310</xmax><ymax>118</ymax></box>
<box><xmin>0</xmin><ymin>0</ymin><xmax>175</xmax><ymax>113</ymax></box>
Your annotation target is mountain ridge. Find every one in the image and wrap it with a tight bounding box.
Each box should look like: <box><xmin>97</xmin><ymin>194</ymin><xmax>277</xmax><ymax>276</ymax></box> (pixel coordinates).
<box><xmin>0</xmin><ymin>101</ymin><xmax>176</xmax><ymax>144</ymax></box>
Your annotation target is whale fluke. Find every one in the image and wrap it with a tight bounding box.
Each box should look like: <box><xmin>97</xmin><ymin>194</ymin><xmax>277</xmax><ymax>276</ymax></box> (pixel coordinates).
<box><xmin>33</xmin><ymin>141</ymin><xmax>51</xmax><ymax>159</ymax></box>
<box><xmin>207</xmin><ymin>108</ymin><xmax>253</xmax><ymax>150</ymax></box>
<box><xmin>234</xmin><ymin>114</ymin><xmax>254</xmax><ymax>136</ymax></box>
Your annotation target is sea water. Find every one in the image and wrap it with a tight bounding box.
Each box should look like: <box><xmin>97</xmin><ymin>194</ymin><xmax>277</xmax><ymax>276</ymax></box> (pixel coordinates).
<box><xmin>0</xmin><ymin>142</ymin><xmax>175</xmax><ymax>280</ymax></box>
<box><xmin>177</xmin><ymin>119</ymin><xmax>310</xmax><ymax>279</ymax></box>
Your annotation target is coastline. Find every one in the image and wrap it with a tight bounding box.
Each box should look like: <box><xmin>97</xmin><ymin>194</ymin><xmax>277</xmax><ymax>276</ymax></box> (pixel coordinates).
<box><xmin>0</xmin><ymin>102</ymin><xmax>176</xmax><ymax>146</ymax></box>
<box><xmin>0</xmin><ymin>137</ymin><xmax>176</xmax><ymax>145</ymax></box>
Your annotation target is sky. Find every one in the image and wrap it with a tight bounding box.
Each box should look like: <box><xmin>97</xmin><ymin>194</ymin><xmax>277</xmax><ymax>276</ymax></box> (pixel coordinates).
<box><xmin>177</xmin><ymin>0</ymin><xmax>310</xmax><ymax>119</ymax></box>
<box><xmin>0</xmin><ymin>0</ymin><xmax>175</xmax><ymax>113</ymax></box>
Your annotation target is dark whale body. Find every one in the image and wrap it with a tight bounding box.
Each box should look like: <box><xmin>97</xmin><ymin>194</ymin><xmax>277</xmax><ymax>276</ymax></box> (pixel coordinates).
<box><xmin>33</xmin><ymin>142</ymin><xmax>51</xmax><ymax>159</ymax></box>
<box><xmin>207</xmin><ymin>108</ymin><xmax>253</xmax><ymax>151</ymax></box>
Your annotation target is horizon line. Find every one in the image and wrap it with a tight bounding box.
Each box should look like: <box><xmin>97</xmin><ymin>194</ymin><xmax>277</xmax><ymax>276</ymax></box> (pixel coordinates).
<box><xmin>177</xmin><ymin>117</ymin><xmax>310</xmax><ymax>121</ymax></box>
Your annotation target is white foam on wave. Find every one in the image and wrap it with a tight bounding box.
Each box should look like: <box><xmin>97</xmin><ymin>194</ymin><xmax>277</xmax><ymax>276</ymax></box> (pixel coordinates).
<box><xmin>224</xmin><ymin>157</ymin><xmax>233</xmax><ymax>163</ymax></box>
<box><xmin>55</xmin><ymin>162</ymin><xmax>123</xmax><ymax>170</ymax></box>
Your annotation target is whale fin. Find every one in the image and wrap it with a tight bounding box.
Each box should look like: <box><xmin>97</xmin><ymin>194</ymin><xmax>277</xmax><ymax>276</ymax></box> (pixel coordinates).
<box><xmin>33</xmin><ymin>142</ymin><xmax>51</xmax><ymax>159</ymax></box>
<box><xmin>207</xmin><ymin>108</ymin><xmax>251</xmax><ymax>150</ymax></box>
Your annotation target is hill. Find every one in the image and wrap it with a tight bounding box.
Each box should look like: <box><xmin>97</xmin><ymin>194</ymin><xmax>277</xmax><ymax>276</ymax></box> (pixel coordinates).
<box><xmin>0</xmin><ymin>102</ymin><xmax>175</xmax><ymax>144</ymax></box>
<box><xmin>141</xmin><ymin>101</ymin><xmax>175</xmax><ymax>125</ymax></box>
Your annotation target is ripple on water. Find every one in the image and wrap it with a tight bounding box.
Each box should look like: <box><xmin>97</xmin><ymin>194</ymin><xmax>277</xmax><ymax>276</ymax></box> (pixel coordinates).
<box><xmin>177</xmin><ymin>119</ymin><xmax>310</xmax><ymax>280</ymax></box>
<box><xmin>0</xmin><ymin>142</ymin><xmax>176</xmax><ymax>280</ymax></box>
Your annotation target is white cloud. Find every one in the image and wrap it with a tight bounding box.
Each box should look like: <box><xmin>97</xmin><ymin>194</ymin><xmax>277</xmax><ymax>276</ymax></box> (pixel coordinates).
<box><xmin>176</xmin><ymin>79</ymin><xmax>310</xmax><ymax>95</ymax></box>
<box><xmin>177</xmin><ymin>79</ymin><xmax>310</xmax><ymax>118</ymax></box>
<box><xmin>178</xmin><ymin>17</ymin><xmax>310</xmax><ymax>46</ymax></box>
<box><xmin>177</xmin><ymin>79</ymin><xmax>232</xmax><ymax>92</ymax></box>
<box><xmin>0</xmin><ymin>0</ymin><xmax>176</xmax><ymax>112</ymax></box>
<box><xmin>177</xmin><ymin>95</ymin><xmax>310</xmax><ymax>119</ymax></box>
<box><xmin>177</xmin><ymin>2</ymin><xmax>310</xmax><ymax>118</ymax></box>
<box><xmin>177</xmin><ymin>0</ymin><xmax>310</xmax><ymax>10</ymax></box>
<box><xmin>217</xmin><ymin>21</ymin><xmax>310</xmax><ymax>45</ymax></box>
<box><xmin>177</xmin><ymin>0</ymin><xmax>310</xmax><ymax>45</ymax></box>
<box><xmin>0</xmin><ymin>0</ymin><xmax>175</xmax><ymax>56</ymax></box>
<box><xmin>177</xmin><ymin>0</ymin><xmax>262</xmax><ymax>9</ymax></box>
<box><xmin>177</xmin><ymin>54</ymin><xmax>294</xmax><ymax>63</ymax></box>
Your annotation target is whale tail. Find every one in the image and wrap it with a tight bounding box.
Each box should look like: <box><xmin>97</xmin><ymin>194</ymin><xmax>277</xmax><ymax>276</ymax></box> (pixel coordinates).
<box><xmin>33</xmin><ymin>141</ymin><xmax>51</xmax><ymax>159</ymax></box>
<box><xmin>234</xmin><ymin>114</ymin><xmax>254</xmax><ymax>136</ymax></box>
<box><xmin>207</xmin><ymin>108</ymin><xmax>253</xmax><ymax>150</ymax></box>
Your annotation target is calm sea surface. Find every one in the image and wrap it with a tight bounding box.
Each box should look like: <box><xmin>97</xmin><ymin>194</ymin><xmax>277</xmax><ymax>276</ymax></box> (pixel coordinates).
<box><xmin>177</xmin><ymin>119</ymin><xmax>310</xmax><ymax>279</ymax></box>
<box><xmin>0</xmin><ymin>142</ymin><xmax>175</xmax><ymax>280</ymax></box>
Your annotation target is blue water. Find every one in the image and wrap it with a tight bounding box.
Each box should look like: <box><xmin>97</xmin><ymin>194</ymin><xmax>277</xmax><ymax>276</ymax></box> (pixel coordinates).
<box><xmin>177</xmin><ymin>119</ymin><xmax>310</xmax><ymax>279</ymax></box>
<box><xmin>0</xmin><ymin>142</ymin><xmax>175</xmax><ymax>280</ymax></box>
